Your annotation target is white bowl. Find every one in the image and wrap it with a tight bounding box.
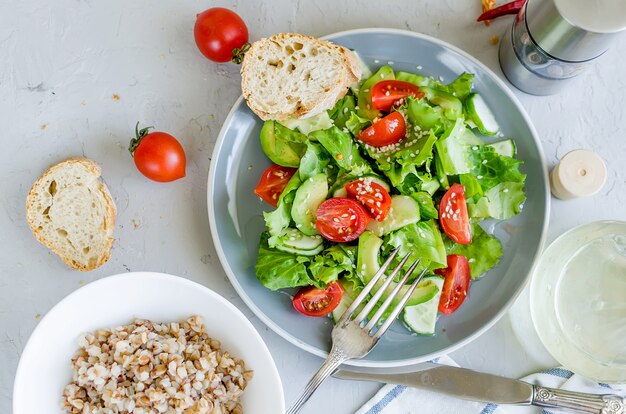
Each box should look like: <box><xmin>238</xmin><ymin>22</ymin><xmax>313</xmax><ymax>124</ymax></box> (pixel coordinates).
<box><xmin>13</xmin><ymin>272</ymin><xmax>284</xmax><ymax>414</ymax></box>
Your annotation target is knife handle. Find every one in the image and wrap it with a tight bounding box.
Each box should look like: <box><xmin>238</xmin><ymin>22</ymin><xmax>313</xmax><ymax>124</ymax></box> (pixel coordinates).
<box><xmin>532</xmin><ymin>385</ymin><xmax>625</xmax><ymax>414</ymax></box>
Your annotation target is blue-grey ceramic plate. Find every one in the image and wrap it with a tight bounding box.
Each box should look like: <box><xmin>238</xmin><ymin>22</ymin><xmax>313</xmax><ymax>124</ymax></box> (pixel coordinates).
<box><xmin>208</xmin><ymin>28</ymin><xmax>550</xmax><ymax>368</ymax></box>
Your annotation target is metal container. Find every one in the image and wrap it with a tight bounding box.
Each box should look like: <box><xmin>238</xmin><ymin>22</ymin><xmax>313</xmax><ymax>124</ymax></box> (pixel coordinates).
<box><xmin>499</xmin><ymin>0</ymin><xmax>626</xmax><ymax>95</ymax></box>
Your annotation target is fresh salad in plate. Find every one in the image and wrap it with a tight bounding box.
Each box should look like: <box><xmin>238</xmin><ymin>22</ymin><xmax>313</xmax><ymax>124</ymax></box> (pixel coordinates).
<box><xmin>251</xmin><ymin>62</ymin><xmax>526</xmax><ymax>335</ymax></box>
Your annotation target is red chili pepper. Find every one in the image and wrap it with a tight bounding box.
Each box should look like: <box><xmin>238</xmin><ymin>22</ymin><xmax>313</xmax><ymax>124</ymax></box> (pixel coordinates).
<box><xmin>477</xmin><ymin>0</ymin><xmax>526</xmax><ymax>22</ymax></box>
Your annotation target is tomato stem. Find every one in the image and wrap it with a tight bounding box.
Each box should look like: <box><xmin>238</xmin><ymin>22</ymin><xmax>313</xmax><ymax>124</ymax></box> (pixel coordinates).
<box><xmin>129</xmin><ymin>122</ymin><xmax>154</xmax><ymax>156</ymax></box>
<box><xmin>231</xmin><ymin>42</ymin><xmax>250</xmax><ymax>64</ymax></box>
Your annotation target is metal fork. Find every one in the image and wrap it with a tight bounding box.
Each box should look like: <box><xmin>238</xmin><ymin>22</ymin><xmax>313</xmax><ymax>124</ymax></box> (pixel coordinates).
<box><xmin>286</xmin><ymin>249</ymin><xmax>428</xmax><ymax>414</ymax></box>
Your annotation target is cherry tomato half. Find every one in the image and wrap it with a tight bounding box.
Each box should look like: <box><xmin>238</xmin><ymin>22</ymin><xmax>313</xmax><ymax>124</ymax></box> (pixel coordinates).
<box><xmin>292</xmin><ymin>281</ymin><xmax>344</xmax><ymax>317</ymax></box>
<box><xmin>129</xmin><ymin>124</ymin><xmax>186</xmax><ymax>182</ymax></box>
<box><xmin>194</xmin><ymin>8</ymin><xmax>249</xmax><ymax>63</ymax></box>
<box><xmin>371</xmin><ymin>80</ymin><xmax>425</xmax><ymax>112</ymax></box>
<box><xmin>435</xmin><ymin>255</ymin><xmax>471</xmax><ymax>315</ymax></box>
<box><xmin>315</xmin><ymin>198</ymin><xmax>370</xmax><ymax>243</ymax></box>
<box><xmin>357</xmin><ymin>111</ymin><xmax>406</xmax><ymax>148</ymax></box>
<box><xmin>254</xmin><ymin>164</ymin><xmax>297</xmax><ymax>207</ymax></box>
<box><xmin>345</xmin><ymin>178</ymin><xmax>392</xmax><ymax>221</ymax></box>
<box><xmin>439</xmin><ymin>183</ymin><xmax>472</xmax><ymax>244</ymax></box>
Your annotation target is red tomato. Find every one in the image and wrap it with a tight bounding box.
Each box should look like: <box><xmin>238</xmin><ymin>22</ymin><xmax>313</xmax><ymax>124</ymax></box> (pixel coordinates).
<box><xmin>371</xmin><ymin>80</ymin><xmax>425</xmax><ymax>112</ymax></box>
<box><xmin>345</xmin><ymin>178</ymin><xmax>392</xmax><ymax>221</ymax></box>
<box><xmin>435</xmin><ymin>255</ymin><xmax>471</xmax><ymax>315</ymax></box>
<box><xmin>129</xmin><ymin>124</ymin><xmax>186</xmax><ymax>182</ymax></box>
<box><xmin>315</xmin><ymin>198</ymin><xmax>370</xmax><ymax>243</ymax></box>
<box><xmin>357</xmin><ymin>112</ymin><xmax>406</xmax><ymax>148</ymax></box>
<box><xmin>194</xmin><ymin>8</ymin><xmax>249</xmax><ymax>63</ymax></box>
<box><xmin>293</xmin><ymin>281</ymin><xmax>344</xmax><ymax>317</ymax></box>
<box><xmin>439</xmin><ymin>183</ymin><xmax>472</xmax><ymax>244</ymax></box>
<box><xmin>254</xmin><ymin>164</ymin><xmax>297</xmax><ymax>207</ymax></box>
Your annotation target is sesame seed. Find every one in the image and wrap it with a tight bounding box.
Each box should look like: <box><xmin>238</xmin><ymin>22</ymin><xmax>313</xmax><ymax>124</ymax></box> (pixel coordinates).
<box><xmin>364</xmin><ymin>89</ymin><xmax>370</xmax><ymax>93</ymax></box>
<box><xmin>482</xmin><ymin>159</ymin><xmax>488</xmax><ymax>164</ymax></box>
<box><xmin>388</xmin><ymin>61</ymin><xmax>395</xmax><ymax>65</ymax></box>
<box><xmin>374</xmin><ymin>59</ymin><xmax>380</xmax><ymax>63</ymax></box>
<box><xmin>477</xmin><ymin>175</ymin><xmax>483</xmax><ymax>179</ymax></box>
<box><xmin>472</xmin><ymin>146</ymin><xmax>478</xmax><ymax>150</ymax></box>
<box><xmin>333</xmin><ymin>217</ymin><xmax>340</xmax><ymax>223</ymax></box>
<box><xmin>503</xmin><ymin>188</ymin><xmax>509</xmax><ymax>193</ymax></box>
<box><xmin>343</xmin><ymin>107</ymin><xmax>349</xmax><ymax>113</ymax></box>
<box><xmin>416</xmin><ymin>65</ymin><xmax>423</xmax><ymax>70</ymax></box>
<box><xmin>439</xmin><ymin>76</ymin><xmax>444</xmax><ymax>82</ymax></box>
<box><xmin>380</xmin><ymin>73</ymin><xmax>385</xmax><ymax>78</ymax></box>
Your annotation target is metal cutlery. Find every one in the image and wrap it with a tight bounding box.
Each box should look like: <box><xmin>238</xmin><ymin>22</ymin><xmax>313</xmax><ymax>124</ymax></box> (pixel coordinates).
<box><xmin>334</xmin><ymin>364</ymin><xmax>625</xmax><ymax>414</ymax></box>
<box><xmin>286</xmin><ymin>248</ymin><xmax>427</xmax><ymax>414</ymax></box>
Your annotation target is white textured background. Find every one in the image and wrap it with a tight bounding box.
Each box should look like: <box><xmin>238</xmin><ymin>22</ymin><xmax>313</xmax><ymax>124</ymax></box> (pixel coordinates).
<box><xmin>1</xmin><ymin>0</ymin><xmax>625</xmax><ymax>413</ymax></box>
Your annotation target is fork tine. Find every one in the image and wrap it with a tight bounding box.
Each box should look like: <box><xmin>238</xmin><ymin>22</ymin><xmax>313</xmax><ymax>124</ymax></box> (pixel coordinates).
<box><xmin>364</xmin><ymin>258</ymin><xmax>421</xmax><ymax>331</ymax></box>
<box><xmin>352</xmin><ymin>253</ymin><xmax>411</xmax><ymax>325</ymax></box>
<box><xmin>336</xmin><ymin>248</ymin><xmax>401</xmax><ymax>326</ymax></box>
<box><xmin>373</xmin><ymin>267</ymin><xmax>429</xmax><ymax>339</ymax></box>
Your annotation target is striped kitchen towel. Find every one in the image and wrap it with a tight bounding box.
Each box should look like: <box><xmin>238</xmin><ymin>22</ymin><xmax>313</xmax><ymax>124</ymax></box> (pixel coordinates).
<box><xmin>356</xmin><ymin>355</ymin><xmax>626</xmax><ymax>414</ymax></box>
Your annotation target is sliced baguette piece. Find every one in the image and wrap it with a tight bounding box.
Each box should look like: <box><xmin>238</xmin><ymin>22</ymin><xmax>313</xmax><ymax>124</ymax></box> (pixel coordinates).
<box><xmin>26</xmin><ymin>158</ymin><xmax>116</xmax><ymax>271</ymax></box>
<box><xmin>241</xmin><ymin>33</ymin><xmax>361</xmax><ymax>121</ymax></box>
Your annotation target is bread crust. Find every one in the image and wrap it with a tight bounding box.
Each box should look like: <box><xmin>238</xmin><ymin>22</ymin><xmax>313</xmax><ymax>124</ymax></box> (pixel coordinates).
<box><xmin>241</xmin><ymin>33</ymin><xmax>361</xmax><ymax>121</ymax></box>
<box><xmin>25</xmin><ymin>157</ymin><xmax>116</xmax><ymax>271</ymax></box>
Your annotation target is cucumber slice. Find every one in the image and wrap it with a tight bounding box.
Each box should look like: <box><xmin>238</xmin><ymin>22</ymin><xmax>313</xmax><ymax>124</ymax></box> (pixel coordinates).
<box><xmin>422</xmin><ymin>87</ymin><xmax>463</xmax><ymax>120</ymax></box>
<box><xmin>366</xmin><ymin>195</ymin><xmax>420</xmax><ymax>237</ymax></box>
<box><xmin>466</xmin><ymin>93</ymin><xmax>499</xmax><ymax>136</ymax></box>
<box><xmin>291</xmin><ymin>173</ymin><xmax>328</xmax><ymax>236</ymax></box>
<box><xmin>356</xmin><ymin>231</ymin><xmax>439</xmax><ymax>308</ymax></box>
<box><xmin>487</xmin><ymin>139</ymin><xmax>516</xmax><ymax>157</ymax></box>
<box><xmin>274</xmin><ymin>243</ymin><xmax>323</xmax><ymax>256</ymax></box>
<box><xmin>403</xmin><ymin>275</ymin><xmax>444</xmax><ymax>335</ymax></box>
<box><xmin>273</xmin><ymin>228</ymin><xmax>324</xmax><ymax>256</ymax></box>
<box><xmin>281</xmin><ymin>112</ymin><xmax>334</xmax><ymax>135</ymax></box>
<box><xmin>331</xmin><ymin>280</ymin><xmax>361</xmax><ymax>323</ymax></box>
<box><xmin>331</xmin><ymin>175</ymin><xmax>391</xmax><ymax>198</ymax></box>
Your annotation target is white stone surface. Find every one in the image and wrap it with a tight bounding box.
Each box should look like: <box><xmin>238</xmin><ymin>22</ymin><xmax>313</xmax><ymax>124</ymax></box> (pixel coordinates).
<box><xmin>1</xmin><ymin>1</ymin><xmax>625</xmax><ymax>413</ymax></box>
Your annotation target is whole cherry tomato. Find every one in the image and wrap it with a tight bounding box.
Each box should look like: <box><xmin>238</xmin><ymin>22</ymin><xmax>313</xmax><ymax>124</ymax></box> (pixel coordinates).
<box><xmin>129</xmin><ymin>123</ymin><xmax>186</xmax><ymax>182</ymax></box>
<box><xmin>194</xmin><ymin>8</ymin><xmax>249</xmax><ymax>63</ymax></box>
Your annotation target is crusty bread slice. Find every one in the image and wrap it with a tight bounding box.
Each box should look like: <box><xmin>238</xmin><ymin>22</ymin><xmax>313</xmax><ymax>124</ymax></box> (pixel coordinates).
<box><xmin>241</xmin><ymin>33</ymin><xmax>361</xmax><ymax>121</ymax></box>
<box><xmin>26</xmin><ymin>158</ymin><xmax>116</xmax><ymax>271</ymax></box>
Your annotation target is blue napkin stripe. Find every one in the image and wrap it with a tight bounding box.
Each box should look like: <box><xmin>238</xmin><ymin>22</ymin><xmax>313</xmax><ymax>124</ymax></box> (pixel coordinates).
<box><xmin>539</xmin><ymin>368</ymin><xmax>573</xmax><ymax>379</ymax></box>
<box><xmin>364</xmin><ymin>385</ymin><xmax>407</xmax><ymax>414</ymax></box>
<box><xmin>479</xmin><ymin>403</ymin><xmax>497</xmax><ymax>414</ymax></box>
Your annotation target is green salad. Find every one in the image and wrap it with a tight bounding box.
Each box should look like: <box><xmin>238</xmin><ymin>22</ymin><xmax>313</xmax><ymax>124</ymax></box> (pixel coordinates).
<box><xmin>252</xmin><ymin>65</ymin><xmax>526</xmax><ymax>335</ymax></box>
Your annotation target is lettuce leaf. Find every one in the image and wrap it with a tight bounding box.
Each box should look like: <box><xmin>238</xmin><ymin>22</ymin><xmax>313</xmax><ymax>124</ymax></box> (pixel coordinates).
<box><xmin>468</xmin><ymin>182</ymin><xmax>526</xmax><ymax>220</ymax></box>
<box><xmin>445</xmin><ymin>223</ymin><xmax>502</xmax><ymax>279</ymax></box>
<box><xmin>385</xmin><ymin>220</ymin><xmax>447</xmax><ymax>273</ymax></box>
<box><xmin>255</xmin><ymin>232</ymin><xmax>315</xmax><ymax>290</ymax></box>
<box><xmin>309</xmin><ymin>244</ymin><xmax>357</xmax><ymax>286</ymax></box>
<box><xmin>311</xmin><ymin>126</ymin><xmax>370</xmax><ymax>175</ymax></box>
<box><xmin>299</xmin><ymin>141</ymin><xmax>331</xmax><ymax>182</ymax></box>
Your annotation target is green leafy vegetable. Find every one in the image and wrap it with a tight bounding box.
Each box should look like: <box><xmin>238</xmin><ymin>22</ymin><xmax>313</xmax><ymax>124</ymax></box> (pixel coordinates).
<box><xmin>445</xmin><ymin>223</ymin><xmax>502</xmax><ymax>279</ymax></box>
<box><xmin>256</xmin><ymin>232</ymin><xmax>315</xmax><ymax>290</ymax></box>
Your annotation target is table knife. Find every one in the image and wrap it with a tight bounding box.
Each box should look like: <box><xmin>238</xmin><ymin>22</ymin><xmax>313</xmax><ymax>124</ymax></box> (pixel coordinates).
<box><xmin>334</xmin><ymin>364</ymin><xmax>625</xmax><ymax>414</ymax></box>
